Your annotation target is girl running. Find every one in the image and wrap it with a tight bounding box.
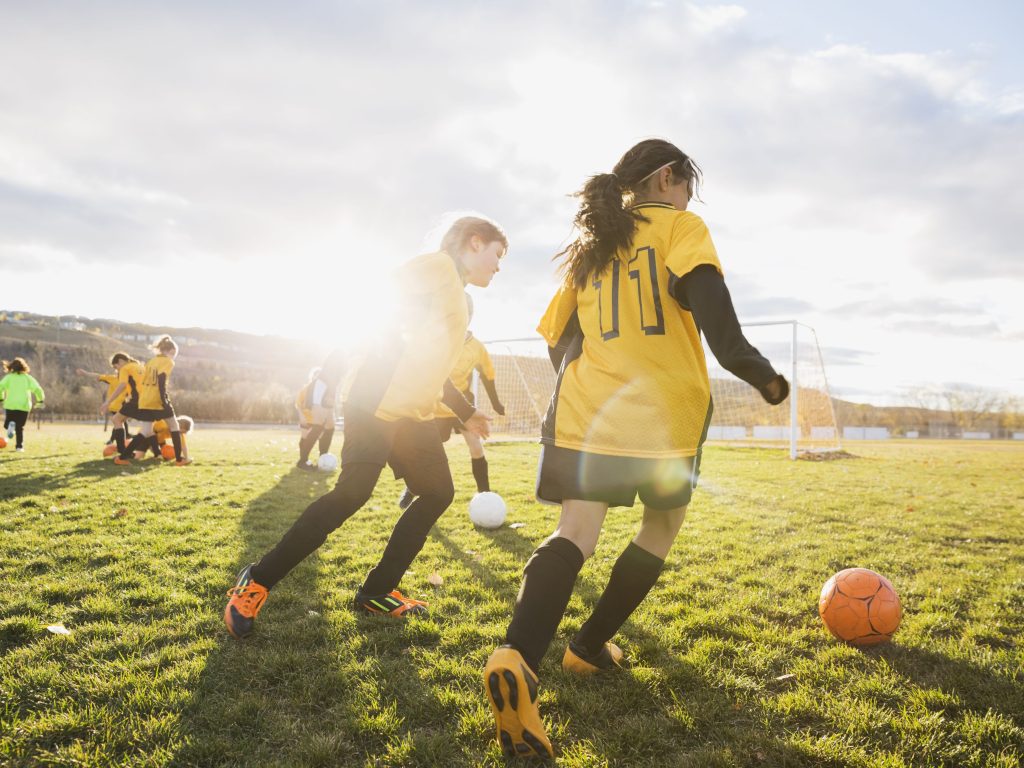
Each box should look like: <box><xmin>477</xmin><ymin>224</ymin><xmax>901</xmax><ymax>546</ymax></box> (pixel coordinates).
<box><xmin>295</xmin><ymin>351</ymin><xmax>346</xmax><ymax>470</ymax></box>
<box><xmin>398</xmin><ymin>293</ymin><xmax>506</xmax><ymax>509</ymax></box>
<box><xmin>99</xmin><ymin>353</ymin><xmax>144</xmax><ymax>460</ymax></box>
<box><xmin>224</xmin><ymin>215</ymin><xmax>506</xmax><ymax>638</ymax></box>
<box><xmin>115</xmin><ymin>336</ymin><xmax>189</xmax><ymax>466</ymax></box>
<box><xmin>76</xmin><ymin>352</ymin><xmax>135</xmax><ymax>451</ymax></box>
<box><xmin>0</xmin><ymin>358</ymin><xmax>45</xmax><ymax>452</ymax></box>
<box><xmin>482</xmin><ymin>139</ymin><xmax>789</xmax><ymax>759</ymax></box>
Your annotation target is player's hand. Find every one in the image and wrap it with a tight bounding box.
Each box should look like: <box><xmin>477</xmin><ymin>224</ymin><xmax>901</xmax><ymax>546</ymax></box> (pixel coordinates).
<box><xmin>75</xmin><ymin>368</ymin><xmax>87</xmax><ymax>376</ymax></box>
<box><xmin>493</xmin><ymin>403</ymin><xmax>506</xmax><ymax>416</ymax></box>
<box><xmin>99</xmin><ymin>404</ymin><xmax>109</xmax><ymax>415</ymax></box>
<box><xmin>760</xmin><ymin>374</ymin><xmax>790</xmax><ymax>405</ymax></box>
<box><xmin>463</xmin><ymin>410</ymin><xmax>492</xmax><ymax>440</ymax></box>
<box><xmin>35</xmin><ymin>402</ymin><xmax>45</xmax><ymax>410</ymax></box>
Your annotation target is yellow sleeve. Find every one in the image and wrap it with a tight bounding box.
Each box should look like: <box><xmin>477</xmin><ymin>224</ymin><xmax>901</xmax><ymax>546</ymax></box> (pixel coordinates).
<box><xmin>664</xmin><ymin>211</ymin><xmax>723</xmax><ymax>279</ymax></box>
<box><xmin>536</xmin><ymin>282</ymin><xmax>579</xmax><ymax>347</ymax></box>
<box><xmin>99</xmin><ymin>374</ymin><xmax>117</xmax><ymax>385</ymax></box>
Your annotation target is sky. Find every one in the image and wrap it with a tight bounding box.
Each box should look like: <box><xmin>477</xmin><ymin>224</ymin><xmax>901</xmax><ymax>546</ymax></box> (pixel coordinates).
<box><xmin>1</xmin><ymin>0</ymin><xmax>1022</xmax><ymax>406</ymax></box>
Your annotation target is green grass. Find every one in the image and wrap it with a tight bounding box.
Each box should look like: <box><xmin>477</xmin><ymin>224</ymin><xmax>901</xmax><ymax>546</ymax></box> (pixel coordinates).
<box><xmin>1</xmin><ymin>426</ymin><xmax>1022</xmax><ymax>767</ymax></box>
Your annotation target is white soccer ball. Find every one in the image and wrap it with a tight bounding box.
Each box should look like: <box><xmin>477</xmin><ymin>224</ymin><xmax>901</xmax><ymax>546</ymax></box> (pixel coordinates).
<box><xmin>469</xmin><ymin>492</ymin><xmax>506</xmax><ymax>529</ymax></box>
<box><xmin>317</xmin><ymin>453</ymin><xmax>338</xmax><ymax>472</ymax></box>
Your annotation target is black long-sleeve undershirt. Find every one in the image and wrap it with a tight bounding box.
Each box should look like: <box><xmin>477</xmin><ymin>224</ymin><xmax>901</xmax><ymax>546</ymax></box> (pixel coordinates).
<box><xmin>441</xmin><ymin>379</ymin><xmax>476</xmax><ymax>422</ymax></box>
<box><xmin>671</xmin><ymin>264</ymin><xmax>788</xmax><ymax>405</ymax></box>
<box><xmin>480</xmin><ymin>377</ymin><xmax>505</xmax><ymax>414</ymax></box>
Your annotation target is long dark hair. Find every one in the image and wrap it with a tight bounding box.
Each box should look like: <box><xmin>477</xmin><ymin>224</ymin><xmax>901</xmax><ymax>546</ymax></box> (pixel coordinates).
<box><xmin>558</xmin><ymin>139</ymin><xmax>702</xmax><ymax>289</ymax></box>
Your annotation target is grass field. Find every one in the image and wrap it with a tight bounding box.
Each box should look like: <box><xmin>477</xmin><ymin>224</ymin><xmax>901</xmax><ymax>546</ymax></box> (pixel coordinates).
<box><xmin>1</xmin><ymin>425</ymin><xmax>1022</xmax><ymax>767</ymax></box>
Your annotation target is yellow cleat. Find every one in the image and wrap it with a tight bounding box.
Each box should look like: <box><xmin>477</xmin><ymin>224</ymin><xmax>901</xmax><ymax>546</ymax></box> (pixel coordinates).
<box><xmin>483</xmin><ymin>646</ymin><xmax>553</xmax><ymax>760</ymax></box>
<box><xmin>561</xmin><ymin>640</ymin><xmax>626</xmax><ymax>675</ymax></box>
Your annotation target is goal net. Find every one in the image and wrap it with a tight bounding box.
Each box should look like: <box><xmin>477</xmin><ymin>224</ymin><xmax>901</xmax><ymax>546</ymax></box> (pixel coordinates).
<box><xmin>480</xmin><ymin>321</ymin><xmax>840</xmax><ymax>457</ymax></box>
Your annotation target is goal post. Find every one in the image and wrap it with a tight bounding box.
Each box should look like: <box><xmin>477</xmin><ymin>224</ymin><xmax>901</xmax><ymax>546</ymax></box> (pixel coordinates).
<box><xmin>480</xmin><ymin>321</ymin><xmax>840</xmax><ymax>458</ymax></box>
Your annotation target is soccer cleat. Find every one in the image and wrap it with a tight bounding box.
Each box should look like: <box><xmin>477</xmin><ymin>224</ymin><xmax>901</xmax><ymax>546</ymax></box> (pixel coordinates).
<box><xmin>398</xmin><ymin>487</ymin><xmax>416</xmax><ymax>511</ymax></box>
<box><xmin>483</xmin><ymin>646</ymin><xmax>553</xmax><ymax>760</ymax></box>
<box><xmin>562</xmin><ymin>640</ymin><xmax>626</xmax><ymax>675</ymax></box>
<box><xmin>113</xmin><ymin>456</ymin><xmax>131</xmax><ymax>465</ymax></box>
<box><xmin>354</xmin><ymin>589</ymin><xmax>428</xmax><ymax>618</ymax></box>
<box><xmin>5</xmin><ymin>421</ymin><xmax>14</xmax><ymax>439</ymax></box>
<box><xmin>224</xmin><ymin>564</ymin><xmax>268</xmax><ymax>639</ymax></box>
<box><xmin>296</xmin><ymin>460</ymin><xmax>317</xmax><ymax>471</ymax></box>
<box><xmin>175</xmin><ymin>458</ymin><xmax>193</xmax><ymax>466</ymax></box>
<box><xmin>103</xmin><ymin>444</ymin><xmax>118</xmax><ymax>457</ymax></box>
<box><xmin>15</xmin><ymin>446</ymin><xmax>24</xmax><ymax>452</ymax></box>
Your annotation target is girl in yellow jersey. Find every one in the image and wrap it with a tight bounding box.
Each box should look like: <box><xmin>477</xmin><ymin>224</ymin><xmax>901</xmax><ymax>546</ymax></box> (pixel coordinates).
<box><xmin>76</xmin><ymin>352</ymin><xmax>136</xmax><ymax>451</ymax></box>
<box><xmin>97</xmin><ymin>352</ymin><xmax>144</xmax><ymax>459</ymax></box>
<box><xmin>127</xmin><ymin>415</ymin><xmax>193</xmax><ymax>461</ymax></box>
<box><xmin>115</xmin><ymin>335</ymin><xmax>189</xmax><ymax>466</ymax></box>
<box><xmin>398</xmin><ymin>293</ymin><xmax>505</xmax><ymax>509</ymax></box>
<box><xmin>224</xmin><ymin>216</ymin><xmax>507</xmax><ymax>639</ymax></box>
<box><xmin>483</xmin><ymin>139</ymin><xmax>789</xmax><ymax>759</ymax></box>
<box><xmin>294</xmin><ymin>350</ymin><xmax>346</xmax><ymax>470</ymax></box>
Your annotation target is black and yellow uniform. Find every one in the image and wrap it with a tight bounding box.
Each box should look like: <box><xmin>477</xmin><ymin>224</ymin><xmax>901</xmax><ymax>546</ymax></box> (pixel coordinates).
<box><xmin>433</xmin><ymin>332</ymin><xmax>501</xmax><ymax>441</ymax></box>
<box><xmin>250</xmin><ymin>250</ymin><xmax>476</xmax><ymax>593</ymax></box>
<box><xmin>99</xmin><ymin>373</ymin><xmax>127</xmax><ymax>413</ymax></box>
<box><xmin>115</xmin><ymin>360</ymin><xmax>144</xmax><ymax>418</ymax></box>
<box><xmin>132</xmin><ymin>355</ymin><xmax>176</xmax><ymax>420</ymax></box>
<box><xmin>536</xmin><ymin>205</ymin><xmax>782</xmax><ymax>509</ymax></box>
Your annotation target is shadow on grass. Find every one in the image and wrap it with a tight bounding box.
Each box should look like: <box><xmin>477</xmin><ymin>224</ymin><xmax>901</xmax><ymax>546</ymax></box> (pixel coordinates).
<box><xmin>0</xmin><ymin>459</ymin><xmax>164</xmax><ymax>502</ymax></box>
<box><xmin>170</xmin><ymin>468</ymin><xmax>453</xmax><ymax>767</ymax></box>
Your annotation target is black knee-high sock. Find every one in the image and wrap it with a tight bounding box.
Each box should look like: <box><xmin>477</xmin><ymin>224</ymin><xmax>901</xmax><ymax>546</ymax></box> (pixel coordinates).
<box><xmin>108</xmin><ymin>428</ymin><xmax>118</xmax><ymax>444</ymax></box>
<box><xmin>114</xmin><ymin>427</ymin><xmax>128</xmax><ymax>458</ymax></box>
<box><xmin>471</xmin><ymin>456</ymin><xmax>490</xmax><ymax>492</ymax></box>
<box><xmin>504</xmin><ymin>536</ymin><xmax>586</xmax><ymax>675</ymax></box>
<box><xmin>318</xmin><ymin>428</ymin><xmax>335</xmax><ymax>456</ymax></box>
<box><xmin>171</xmin><ymin>431</ymin><xmax>183</xmax><ymax>461</ymax></box>
<box><xmin>573</xmin><ymin>542</ymin><xmax>664</xmax><ymax>656</ymax></box>
<box><xmin>298</xmin><ymin>426</ymin><xmax>323</xmax><ymax>463</ymax></box>
<box><xmin>360</xmin><ymin>492</ymin><xmax>452</xmax><ymax>595</ymax></box>
<box><xmin>149</xmin><ymin>435</ymin><xmax>160</xmax><ymax>457</ymax></box>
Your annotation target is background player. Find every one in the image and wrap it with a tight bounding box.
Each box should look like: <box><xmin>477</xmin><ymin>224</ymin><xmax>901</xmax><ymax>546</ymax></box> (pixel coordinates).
<box><xmin>115</xmin><ymin>335</ymin><xmax>189</xmax><ymax>466</ymax></box>
<box><xmin>294</xmin><ymin>351</ymin><xmax>346</xmax><ymax>470</ymax></box>
<box><xmin>224</xmin><ymin>215</ymin><xmax>506</xmax><ymax>638</ymax></box>
<box><xmin>76</xmin><ymin>352</ymin><xmax>135</xmax><ymax>449</ymax></box>
<box><xmin>99</xmin><ymin>353</ymin><xmax>144</xmax><ymax>460</ymax></box>
<box><xmin>1</xmin><ymin>358</ymin><xmax>46</xmax><ymax>452</ymax></box>
<box><xmin>398</xmin><ymin>293</ymin><xmax>506</xmax><ymax>509</ymax></box>
<box><xmin>482</xmin><ymin>139</ymin><xmax>789</xmax><ymax>759</ymax></box>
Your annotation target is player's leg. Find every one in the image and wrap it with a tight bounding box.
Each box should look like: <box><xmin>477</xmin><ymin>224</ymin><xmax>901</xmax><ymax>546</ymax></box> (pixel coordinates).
<box><xmin>566</xmin><ymin>503</ymin><xmax>687</xmax><ymax>674</ymax></box>
<box><xmin>317</xmin><ymin>408</ymin><xmax>336</xmax><ymax>456</ymax></box>
<box><xmin>462</xmin><ymin>430</ymin><xmax>490</xmax><ymax>493</ymax></box>
<box><xmin>356</xmin><ymin>419</ymin><xmax>453</xmax><ymax>615</ymax></box>
<box><xmin>10</xmin><ymin>410</ymin><xmax>29</xmax><ymax>449</ymax></box>
<box><xmin>484</xmin><ymin>499</ymin><xmax>606</xmax><ymax>759</ymax></box>
<box><xmin>297</xmin><ymin>423</ymin><xmax>323</xmax><ymax>469</ymax></box>
<box><xmin>224</xmin><ymin>408</ymin><xmax>393</xmax><ymax>638</ymax></box>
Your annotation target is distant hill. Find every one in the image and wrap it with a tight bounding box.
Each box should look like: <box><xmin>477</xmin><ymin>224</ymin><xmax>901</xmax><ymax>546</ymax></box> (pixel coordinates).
<box><xmin>0</xmin><ymin>310</ymin><xmax>330</xmax><ymax>422</ymax></box>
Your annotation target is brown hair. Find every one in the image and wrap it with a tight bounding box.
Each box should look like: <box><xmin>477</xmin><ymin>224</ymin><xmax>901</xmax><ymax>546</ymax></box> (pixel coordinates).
<box><xmin>110</xmin><ymin>352</ymin><xmax>135</xmax><ymax>366</ymax></box>
<box><xmin>7</xmin><ymin>357</ymin><xmax>30</xmax><ymax>374</ymax></box>
<box><xmin>152</xmin><ymin>335</ymin><xmax>178</xmax><ymax>355</ymax></box>
<box><xmin>177</xmin><ymin>415</ymin><xmax>194</xmax><ymax>434</ymax></box>
<box><xmin>440</xmin><ymin>216</ymin><xmax>508</xmax><ymax>257</ymax></box>
<box><xmin>558</xmin><ymin>139</ymin><xmax>702</xmax><ymax>289</ymax></box>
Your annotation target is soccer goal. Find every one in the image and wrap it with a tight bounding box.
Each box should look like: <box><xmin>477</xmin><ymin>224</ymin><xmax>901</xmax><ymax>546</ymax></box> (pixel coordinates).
<box><xmin>480</xmin><ymin>321</ymin><xmax>840</xmax><ymax>458</ymax></box>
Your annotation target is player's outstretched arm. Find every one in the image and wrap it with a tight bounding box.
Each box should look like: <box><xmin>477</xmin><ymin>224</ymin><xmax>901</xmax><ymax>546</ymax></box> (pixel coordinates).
<box><xmin>673</xmin><ymin>264</ymin><xmax>789</xmax><ymax>405</ymax></box>
<box><xmin>481</xmin><ymin>377</ymin><xmax>505</xmax><ymax>415</ymax></box>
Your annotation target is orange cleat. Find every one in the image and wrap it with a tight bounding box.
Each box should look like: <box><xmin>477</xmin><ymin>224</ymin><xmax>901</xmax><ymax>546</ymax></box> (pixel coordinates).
<box><xmin>175</xmin><ymin>458</ymin><xmax>193</xmax><ymax>466</ymax></box>
<box><xmin>224</xmin><ymin>564</ymin><xmax>268</xmax><ymax>639</ymax></box>
<box><xmin>102</xmin><ymin>444</ymin><xmax>118</xmax><ymax>457</ymax></box>
<box><xmin>113</xmin><ymin>456</ymin><xmax>131</xmax><ymax>465</ymax></box>
<box><xmin>562</xmin><ymin>640</ymin><xmax>626</xmax><ymax>675</ymax></box>
<box><xmin>354</xmin><ymin>589</ymin><xmax>428</xmax><ymax>618</ymax></box>
<box><xmin>483</xmin><ymin>646</ymin><xmax>553</xmax><ymax>759</ymax></box>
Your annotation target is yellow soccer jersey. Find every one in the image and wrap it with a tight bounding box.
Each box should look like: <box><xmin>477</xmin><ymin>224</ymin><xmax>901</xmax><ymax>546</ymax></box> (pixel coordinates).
<box><xmin>153</xmin><ymin>419</ymin><xmax>171</xmax><ymax>444</ymax></box>
<box><xmin>99</xmin><ymin>373</ymin><xmax>127</xmax><ymax>411</ymax></box>
<box><xmin>434</xmin><ymin>334</ymin><xmax>496</xmax><ymax>418</ymax></box>
<box><xmin>539</xmin><ymin>205</ymin><xmax>722</xmax><ymax>458</ymax></box>
<box><xmin>120</xmin><ymin>361</ymin><xmax>144</xmax><ymax>403</ymax></box>
<box><xmin>345</xmin><ymin>251</ymin><xmax>468</xmax><ymax>422</ymax></box>
<box><xmin>137</xmin><ymin>355</ymin><xmax>174</xmax><ymax>410</ymax></box>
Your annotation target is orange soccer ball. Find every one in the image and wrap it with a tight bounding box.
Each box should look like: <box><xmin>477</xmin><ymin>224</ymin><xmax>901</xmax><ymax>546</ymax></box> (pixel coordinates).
<box><xmin>818</xmin><ymin>568</ymin><xmax>902</xmax><ymax>646</ymax></box>
<box><xmin>0</xmin><ymin>437</ymin><xmax>6</xmax><ymax>449</ymax></box>
<box><xmin>161</xmin><ymin>444</ymin><xmax>176</xmax><ymax>461</ymax></box>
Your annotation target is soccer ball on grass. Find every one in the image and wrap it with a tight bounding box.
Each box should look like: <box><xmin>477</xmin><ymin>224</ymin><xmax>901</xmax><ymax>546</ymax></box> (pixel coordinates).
<box><xmin>469</xmin><ymin>492</ymin><xmax>506</xmax><ymax>529</ymax></box>
<box><xmin>819</xmin><ymin>567</ymin><xmax>902</xmax><ymax>646</ymax></box>
<box><xmin>317</xmin><ymin>453</ymin><xmax>338</xmax><ymax>472</ymax></box>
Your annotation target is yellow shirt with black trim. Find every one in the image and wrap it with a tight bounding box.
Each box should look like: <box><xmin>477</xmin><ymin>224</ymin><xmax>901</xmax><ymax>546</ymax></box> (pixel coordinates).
<box><xmin>119</xmin><ymin>361</ymin><xmax>144</xmax><ymax>403</ymax></box>
<box><xmin>153</xmin><ymin>419</ymin><xmax>171</xmax><ymax>444</ymax></box>
<box><xmin>137</xmin><ymin>355</ymin><xmax>174</xmax><ymax>410</ymax></box>
<box><xmin>434</xmin><ymin>333</ymin><xmax>496</xmax><ymax>419</ymax></box>
<box><xmin>99</xmin><ymin>373</ymin><xmax>127</xmax><ymax>411</ymax></box>
<box><xmin>345</xmin><ymin>251</ymin><xmax>469</xmax><ymax>422</ymax></box>
<box><xmin>538</xmin><ymin>205</ymin><xmax>722</xmax><ymax>458</ymax></box>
